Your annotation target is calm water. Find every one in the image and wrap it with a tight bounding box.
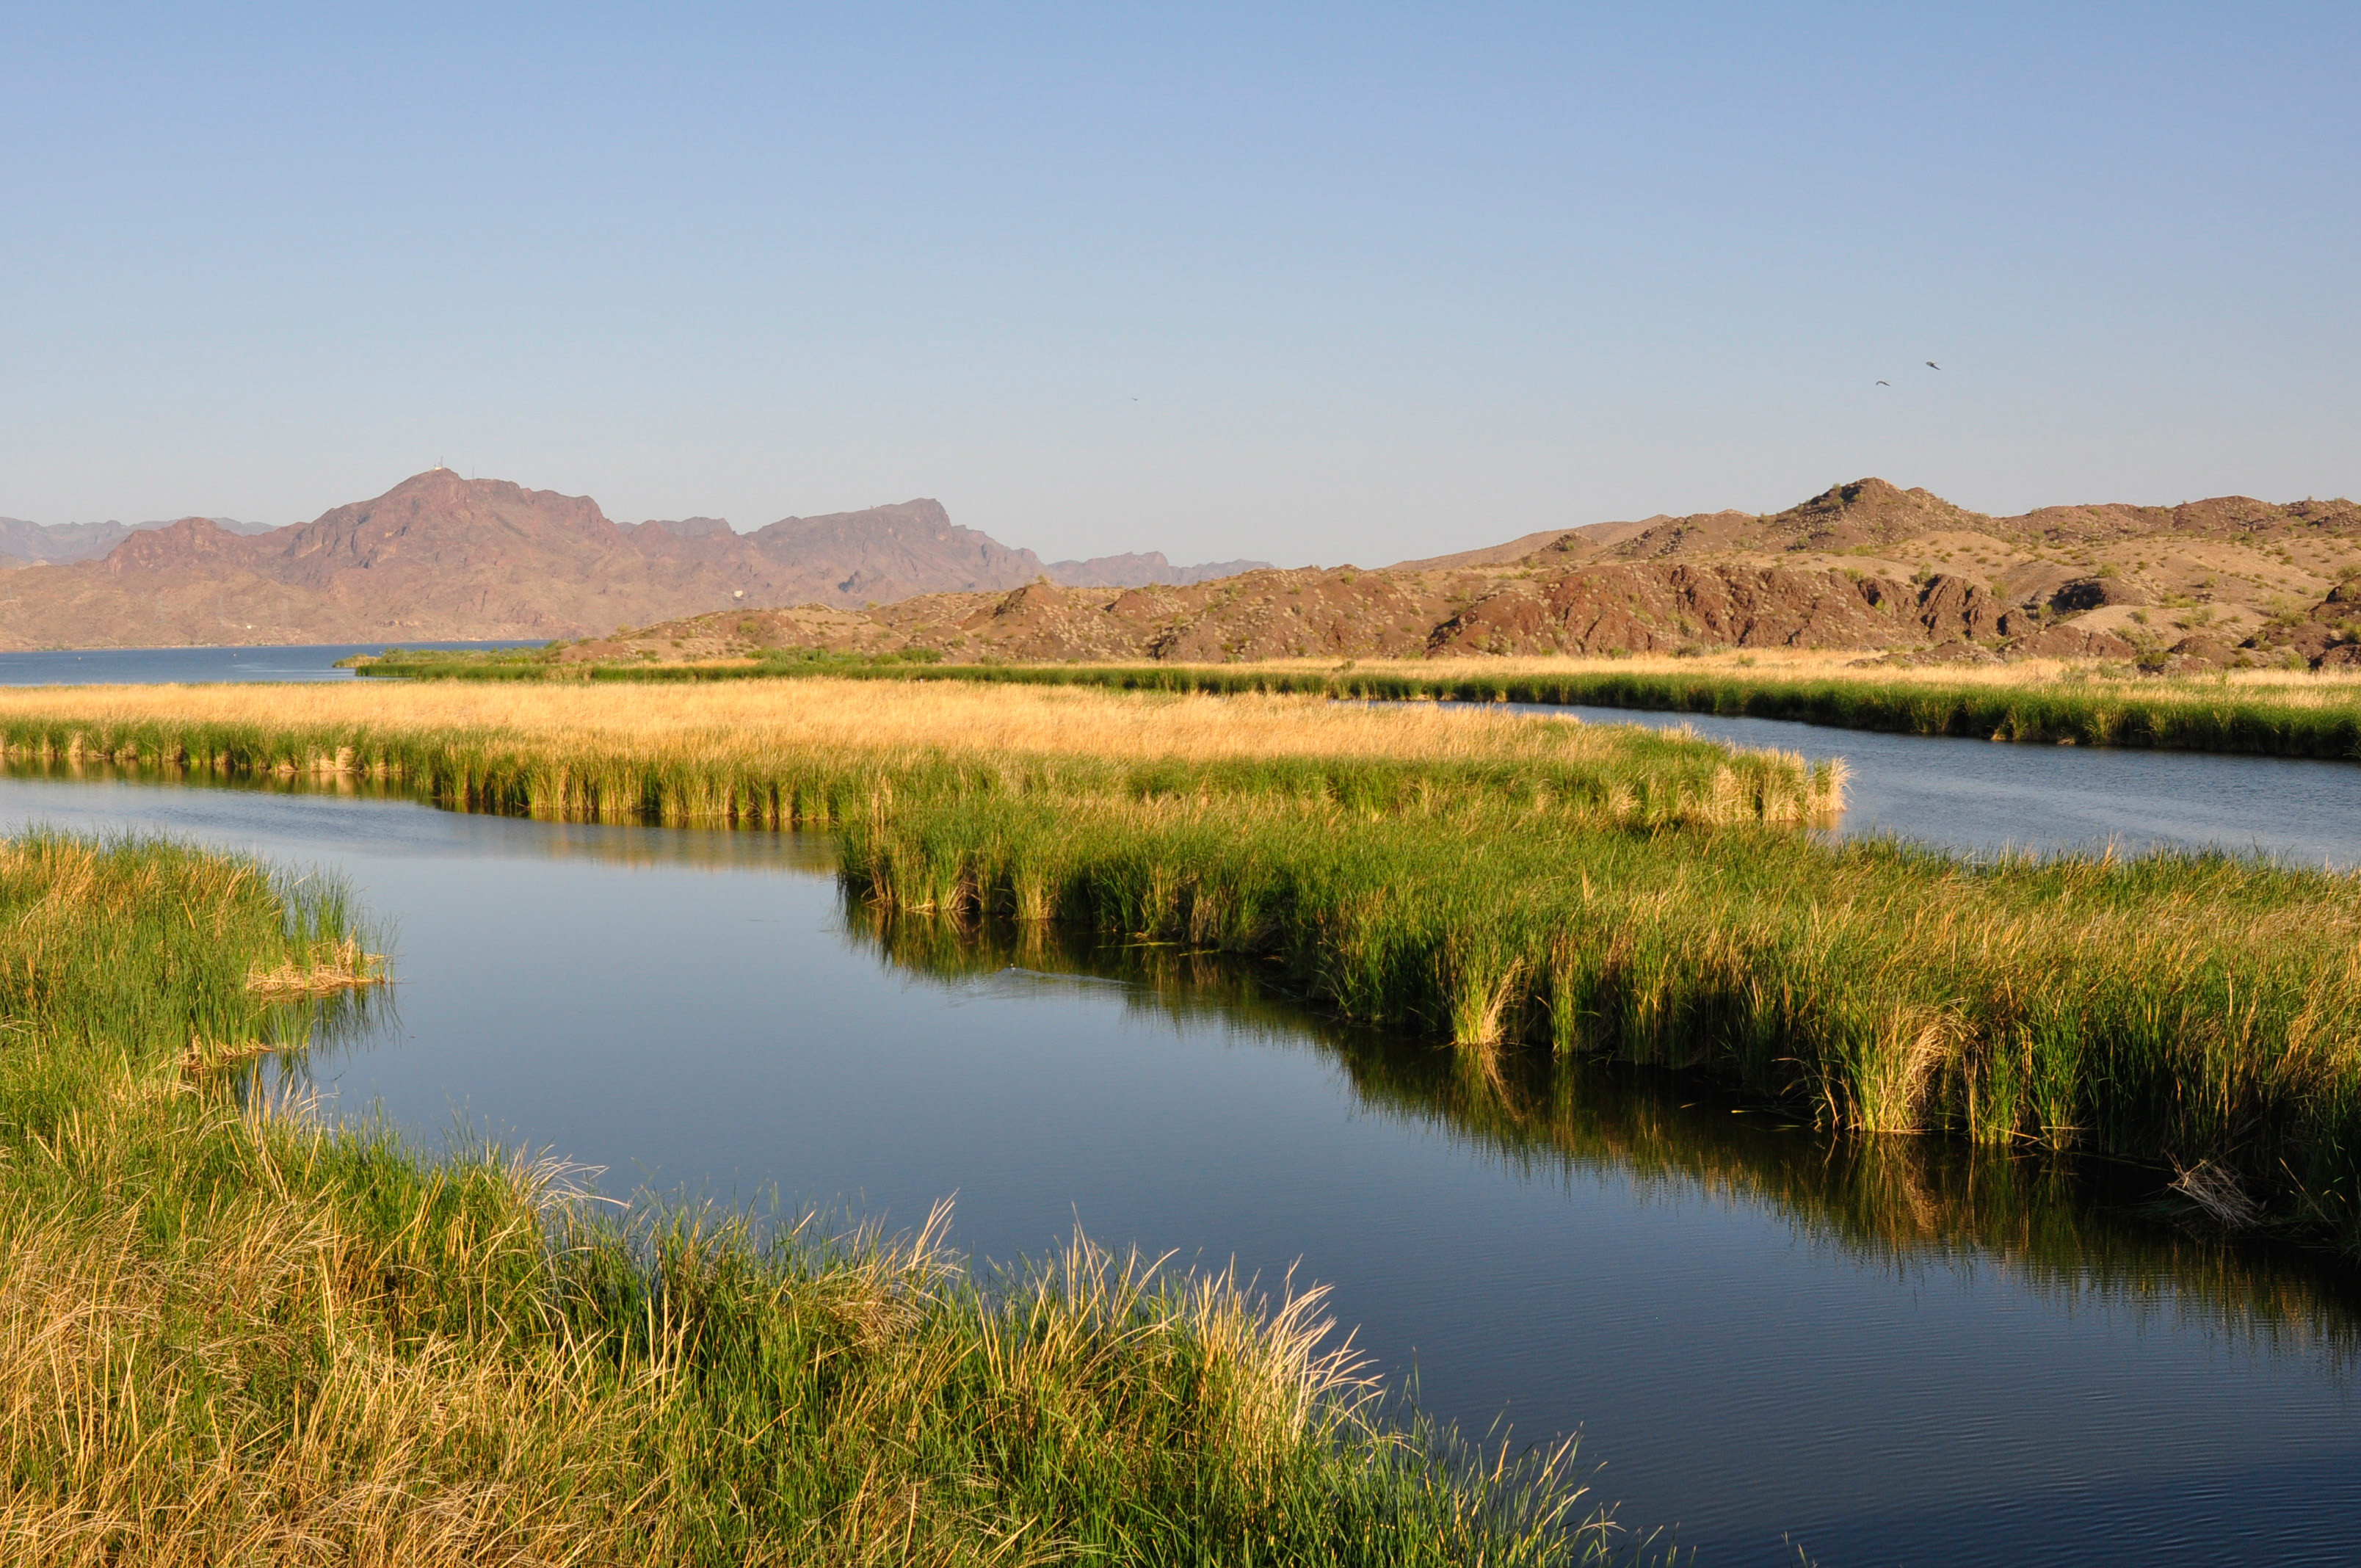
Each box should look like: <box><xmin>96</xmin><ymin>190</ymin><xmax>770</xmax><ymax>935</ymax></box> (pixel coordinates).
<box><xmin>1487</xmin><ymin>701</ymin><xmax>2361</xmax><ymax>867</ymax></box>
<box><xmin>0</xmin><ymin>639</ymin><xmax>540</xmax><ymax>685</ymax></box>
<box><xmin>3</xmin><ymin>761</ymin><xmax>2358</xmax><ymax>1567</ymax></box>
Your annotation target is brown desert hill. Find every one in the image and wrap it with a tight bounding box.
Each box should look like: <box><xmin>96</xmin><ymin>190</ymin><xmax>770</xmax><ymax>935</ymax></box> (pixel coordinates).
<box><xmin>0</xmin><ymin>470</ymin><xmax>838</xmax><ymax>647</ymax></box>
<box><xmin>1387</xmin><ymin>516</ymin><xmax>1664</xmax><ymax>573</ymax></box>
<box><xmin>578</xmin><ymin>476</ymin><xmax>2361</xmax><ymax>672</ymax></box>
<box><xmin>0</xmin><ymin>471</ymin><xmax>1263</xmax><ymax>648</ymax></box>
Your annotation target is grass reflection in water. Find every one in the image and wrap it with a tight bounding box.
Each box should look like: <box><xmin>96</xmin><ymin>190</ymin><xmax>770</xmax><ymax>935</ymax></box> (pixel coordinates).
<box><xmin>857</xmin><ymin>902</ymin><xmax>2361</xmax><ymax>1376</ymax></box>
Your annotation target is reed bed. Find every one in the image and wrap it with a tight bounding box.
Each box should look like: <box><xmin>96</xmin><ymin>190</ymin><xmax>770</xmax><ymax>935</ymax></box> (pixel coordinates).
<box><xmin>0</xmin><ymin>833</ymin><xmax>1633</xmax><ymax>1564</ymax></box>
<box><xmin>861</xmin><ymin>910</ymin><xmax>2361</xmax><ymax>1360</ymax></box>
<box><xmin>363</xmin><ymin>645</ymin><xmax>2361</xmax><ymax>761</ymax></box>
<box><xmin>810</xmin><ymin>661</ymin><xmax>2361</xmax><ymax>763</ymax></box>
<box><xmin>0</xmin><ymin>678</ymin><xmax>1844</xmax><ymax>830</ymax></box>
<box><xmin>837</xmin><ymin>794</ymin><xmax>2361</xmax><ymax>1242</ymax></box>
<box><xmin>2</xmin><ymin>679</ymin><xmax>2355</xmax><ymax>1241</ymax></box>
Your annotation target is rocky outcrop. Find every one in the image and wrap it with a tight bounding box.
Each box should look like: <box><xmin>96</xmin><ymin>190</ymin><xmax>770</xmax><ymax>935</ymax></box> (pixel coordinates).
<box><xmin>631</xmin><ymin>516</ymin><xmax>735</xmax><ymax>540</ymax></box>
<box><xmin>2238</xmin><ymin>581</ymin><xmax>2361</xmax><ymax>667</ymax></box>
<box><xmin>1998</xmin><ymin>624</ymin><xmax>2138</xmax><ymax>661</ymax></box>
<box><xmin>1425</xmin><ymin>564</ymin><xmax>1910</xmax><ymax>656</ymax></box>
<box><xmin>0</xmin><ymin>515</ymin><xmax>277</xmax><ymax>567</ymax></box>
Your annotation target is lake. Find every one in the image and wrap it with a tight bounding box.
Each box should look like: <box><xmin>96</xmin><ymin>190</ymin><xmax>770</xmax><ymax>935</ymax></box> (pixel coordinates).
<box><xmin>1481</xmin><ymin>699</ymin><xmax>2361</xmax><ymax>866</ymax></box>
<box><xmin>0</xmin><ymin>639</ymin><xmax>539</xmax><ymax>686</ymax></box>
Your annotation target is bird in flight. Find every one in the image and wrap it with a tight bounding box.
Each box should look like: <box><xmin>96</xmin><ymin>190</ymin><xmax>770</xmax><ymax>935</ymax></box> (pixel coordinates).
<box><xmin>1876</xmin><ymin>380</ymin><xmax>1890</xmax><ymax>386</ymax></box>
<box><xmin>1925</xmin><ymin>360</ymin><xmax>1941</xmax><ymax>370</ymax></box>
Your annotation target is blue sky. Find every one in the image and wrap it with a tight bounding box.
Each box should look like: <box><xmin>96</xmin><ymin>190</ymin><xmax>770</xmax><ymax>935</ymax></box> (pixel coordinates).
<box><xmin>3</xmin><ymin>4</ymin><xmax>2354</xmax><ymax>564</ymax></box>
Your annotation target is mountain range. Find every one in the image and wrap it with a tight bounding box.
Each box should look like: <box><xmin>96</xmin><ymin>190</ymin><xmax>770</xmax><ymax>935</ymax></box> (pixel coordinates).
<box><xmin>8</xmin><ymin>469</ymin><xmax>2357</xmax><ymax>669</ymax></box>
<box><xmin>573</xmin><ymin>476</ymin><xmax>2361</xmax><ymax>672</ymax></box>
<box><xmin>0</xmin><ymin>470</ymin><xmax>1270</xmax><ymax>648</ymax></box>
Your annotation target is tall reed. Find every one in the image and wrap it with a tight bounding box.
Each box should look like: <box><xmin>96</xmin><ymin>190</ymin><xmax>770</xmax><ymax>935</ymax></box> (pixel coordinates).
<box><xmin>835</xmin><ymin>794</ymin><xmax>2361</xmax><ymax>1242</ymax></box>
<box><xmin>860</xmin><ymin>910</ymin><xmax>2361</xmax><ymax>1360</ymax></box>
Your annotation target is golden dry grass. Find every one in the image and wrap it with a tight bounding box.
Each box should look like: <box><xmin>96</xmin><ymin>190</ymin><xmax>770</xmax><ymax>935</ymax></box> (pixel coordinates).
<box><xmin>0</xmin><ymin>674</ymin><xmax>1846</xmax><ymax>831</ymax></box>
<box><xmin>244</xmin><ymin>935</ymin><xmax>386</xmax><ymax>1001</ymax></box>
<box><xmin>0</xmin><ymin>675</ymin><xmax>1705</xmax><ymax>770</ymax></box>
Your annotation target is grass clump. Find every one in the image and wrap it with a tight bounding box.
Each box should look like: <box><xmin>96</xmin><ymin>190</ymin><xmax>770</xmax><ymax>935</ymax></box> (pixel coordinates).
<box><xmin>0</xmin><ymin>832</ymin><xmax>1631</xmax><ymax>1563</ymax></box>
<box><xmin>835</xmin><ymin>792</ymin><xmax>2361</xmax><ymax>1244</ymax></box>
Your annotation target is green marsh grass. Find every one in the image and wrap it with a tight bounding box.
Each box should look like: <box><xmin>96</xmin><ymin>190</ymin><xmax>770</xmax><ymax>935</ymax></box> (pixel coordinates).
<box><xmin>836</xmin><ymin>794</ymin><xmax>2361</xmax><ymax>1243</ymax></box>
<box><xmin>867</xmin><ymin>907</ymin><xmax>2361</xmax><ymax>1363</ymax></box>
<box><xmin>0</xmin><ymin>832</ymin><xmax>1640</xmax><ymax>1563</ymax></box>
<box><xmin>1</xmin><ymin>678</ymin><xmax>2356</xmax><ymax>1243</ymax></box>
<box><xmin>862</xmin><ymin>663</ymin><xmax>2361</xmax><ymax>763</ymax></box>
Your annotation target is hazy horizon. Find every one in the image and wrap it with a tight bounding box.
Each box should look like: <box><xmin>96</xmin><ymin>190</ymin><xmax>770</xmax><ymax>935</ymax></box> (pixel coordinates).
<box><xmin>5</xmin><ymin>5</ymin><xmax>2354</xmax><ymax>564</ymax></box>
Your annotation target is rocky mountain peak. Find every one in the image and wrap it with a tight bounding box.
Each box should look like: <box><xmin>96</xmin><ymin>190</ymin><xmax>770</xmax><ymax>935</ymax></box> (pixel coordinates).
<box><xmin>1767</xmin><ymin>477</ymin><xmax>1983</xmax><ymax>548</ymax></box>
<box><xmin>102</xmin><ymin>517</ymin><xmax>247</xmax><ymax>575</ymax></box>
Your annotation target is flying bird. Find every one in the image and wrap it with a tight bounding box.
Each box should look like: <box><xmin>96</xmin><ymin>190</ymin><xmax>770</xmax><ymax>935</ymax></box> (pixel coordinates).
<box><xmin>1876</xmin><ymin>380</ymin><xmax>1890</xmax><ymax>386</ymax></box>
<box><xmin>1925</xmin><ymin>360</ymin><xmax>1941</xmax><ymax>370</ymax></box>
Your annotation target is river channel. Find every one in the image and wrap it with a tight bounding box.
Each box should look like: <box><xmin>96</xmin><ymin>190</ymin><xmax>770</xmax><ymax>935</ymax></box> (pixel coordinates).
<box><xmin>4</xmin><ymin>670</ymin><xmax>2360</xmax><ymax>1563</ymax></box>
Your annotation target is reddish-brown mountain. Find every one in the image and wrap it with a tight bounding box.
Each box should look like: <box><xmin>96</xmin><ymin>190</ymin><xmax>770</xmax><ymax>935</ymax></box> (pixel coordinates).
<box><xmin>572</xmin><ymin>476</ymin><xmax>2361</xmax><ymax>672</ymax></box>
<box><xmin>0</xmin><ymin>471</ymin><xmax>1260</xmax><ymax>648</ymax></box>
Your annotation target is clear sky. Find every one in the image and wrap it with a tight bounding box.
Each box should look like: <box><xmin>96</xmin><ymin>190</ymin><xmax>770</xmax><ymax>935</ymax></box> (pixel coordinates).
<box><xmin>4</xmin><ymin>4</ymin><xmax>2354</xmax><ymax>565</ymax></box>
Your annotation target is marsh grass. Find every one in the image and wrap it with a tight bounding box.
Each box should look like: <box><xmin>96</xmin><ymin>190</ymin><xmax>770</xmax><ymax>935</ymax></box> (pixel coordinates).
<box><xmin>828</xmin><ymin>661</ymin><xmax>2361</xmax><ymax>763</ymax></box>
<box><xmin>0</xmin><ymin>834</ymin><xmax>1637</xmax><ymax>1564</ymax></box>
<box><xmin>363</xmin><ymin>646</ymin><xmax>2361</xmax><ymax>761</ymax></box>
<box><xmin>856</xmin><ymin>910</ymin><xmax>2361</xmax><ymax>1365</ymax></box>
<box><xmin>835</xmin><ymin>794</ymin><xmax>2361</xmax><ymax>1242</ymax></box>
<box><xmin>244</xmin><ymin>932</ymin><xmax>386</xmax><ymax>998</ymax></box>
<box><xmin>0</xmin><ymin>678</ymin><xmax>1843</xmax><ymax>830</ymax></box>
<box><xmin>2</xmin><ymin>679</ymin><xmax>2357</xmax><ymax>1241</ymax></box>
